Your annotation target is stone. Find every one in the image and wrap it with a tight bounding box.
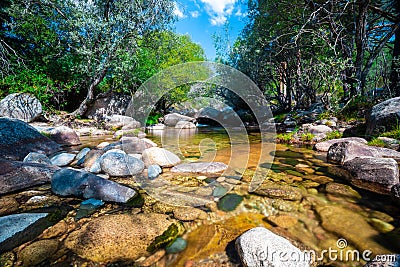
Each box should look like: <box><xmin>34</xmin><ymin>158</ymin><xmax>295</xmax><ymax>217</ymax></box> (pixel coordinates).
<box><xmin>363</xmin><ymin>254</ymin><xmax>400</xmax><ymax>267</ymax></box>
<box><xmin>17</xmin><ymin>239</ymin><xmax>60</xmax><ymax>267</ymax></box>
<box><xmin>325</xmin><ymin>182</ymin><xmax>361</xmax><ymax>199</ymax></box>
<box><xmin>142</xmin><ymin>147</ymin><xmax>181</xmax><ymax>167</ymax></box>
<box><xmin>342</xmin><ymin>157</ymin><xmax>399</xmax><ymax>194</ymax></box>
<box><xmin>100</xmin><ymin>151</ymin><xmax>145</xmax><ymax>176</ymax></box>
<box><xmin>308</xmin><ymin>125</ymin><xmax>332</xmax><ymax>135</ymax></box>
<box><xmin>175</xmin><ymin>121</ymin><xmax>196</xmax><ymax>129</ymax></box>
<box><xmin>75</xmin><ymin>147</ymin><xmax>91</xmax><ymax>165</ymax></box>
<box><xmin>85</xmin><ymin>93</ymin><xmax>132</xmax><ymax>121</ymax></box>
<box><xmin>217</xmin><ymin>193</ymin><xmax>243</xmax><ymax>211</ymax></box>
<box><xmin>171</xmin><ymin>162</ymin><xmax>228</xmax><ymax>176</ymax></box>
<box><xmin>368</xmin><ymin>218</ymin><xmax>395</xmax><ymax>233</ymax></box>
<box><xmin>148</xmin><ymin>164</ymin><xmax>162</xmax><ymax>179</ymax></box>
<box><xmin>120</xmin><ymin>137</ymin><xmax>157</xmax><ymax>154</ymax></box>
<box><xmin>38</xmin><ymin>126</ymin><xmax>81</xmax><ymax>146</ymax></box>
<box><xmin>235</xmin><ymin>227</ymin><xmax>310</xmax><ymax>267</ymax></box>
<box><xmin>314</xmin><ymin>137</ymin><xmax>368</xmax><ymax>152</ymax></box>
<box><xmin>50</xmin><ymin>153</ymin><xmax>76</xmax><ymax>167</ymax></box>
<box><xmin>136</xmin><ymin>250</ymin><xmax>166</xmax><ymax>267</ymax></box>
<box><xmin>0</xmin><ymin>118</ymin><xmax>60</xmax><ymax>160</ymax></box>
<box><xmin>327</xmin><ymin>141</ymin><xmax>400</xmax><ymax>164</ymax></box>
<box><xmin>173</xmin><ymin>207</ymin><xmax>208</xmax><ymax>221</ymax></box>
<box><xmin>83</xmin><ymin>149</ymin><xmax>104</xmax><ymax>170</ymax></box>
<box><xmin>64</xmin><ymin>213</ymin><xmax>181</xmax><ymax>262</ymax></box>
<box><xmin>105</xmin><ymin>114</ymin><xmax>140</xmax><ymax>129</ymax></box>
<box><xmin>164</xmin><ymin>113</ymin><xmax>195</xmax><ymax>127</ymax></box>
<box><xmin>0</xmin><ymin>93</ymin><xmax>42</xmax><ymax>122</ymax></box>
<box><xmin>266</xmin><ymin>215</ymin><xmax>298</xmax><ymax>228</ymax></box>
<box><xmin>166</xmin><ymin>237</ymin><xmax>187</xmax><ymax>254</ymax></box>
<box><xmin>23</xmin><ymin>152</ymin><xmax>52</xmax><ymax>165</ymax></box>
<box><xmin>0</xmin><ymin>213</ymin><xmax>54</xmax><ymax>253</ymax></box>
<box><xmin>0</xmin><ymin>160</ymin><xmax>60</xmax><ymax>194</ymax></box>
<box><xmin>75</xmin><ymin>198</ymin><xmax>105</xmax><ymax>220</ymax></box>
<box><xmin>254</xmin><ymin>181</ymin><xmax>303</xmax><ymax>201</ymax></box>
<box><xmin>51</xmin><ymin>168</ymin><xmax>137</xmax><ymax>203</ymax></box>
<box><xmin>377</xmin><ymin>137</ymin><xmax>400</xmax><ymax>150</ymax></box>
<box><xmin>391</xmin><ymin>184</ymin><xmax>400</xmax><ymax>205</ymax></box>
<box><xmin>366</xmin><ymin>97</ymin><xmax>400</xmax><ymax>136</ymax></box>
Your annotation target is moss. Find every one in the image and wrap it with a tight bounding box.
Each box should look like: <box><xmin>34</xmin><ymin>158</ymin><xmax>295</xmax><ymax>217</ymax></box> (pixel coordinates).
<box><xmin>147</xmin><ymin>222</ymin><xmax>185</xmax><ymax>253</ymax></box>
<box><xmin>125</xmin><ymin>193</ymin><xmax>144</xmax><ymax>208</ymax></box>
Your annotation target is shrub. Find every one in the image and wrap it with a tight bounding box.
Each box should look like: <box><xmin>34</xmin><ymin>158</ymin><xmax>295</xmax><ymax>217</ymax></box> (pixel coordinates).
<box><xmin>300</xmin><ymin>133</ymin><xmax>315</xmax><ymax>142</ymax></box>
<box><xmin>368</xmin><ymin>138</ymin><xmax>387</xmax><ymax>148</ymax></box>
<box><xmin>324</xmin><ymin>130</ymin><xmax>343</xmax><ymax>140</ymax></box>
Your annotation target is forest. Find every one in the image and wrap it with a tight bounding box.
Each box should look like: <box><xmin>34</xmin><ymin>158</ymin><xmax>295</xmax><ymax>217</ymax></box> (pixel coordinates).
<box><xmin>0</xmin><ymin>0</ymin><xmax>399</xmax><ymax>117</ymax></box>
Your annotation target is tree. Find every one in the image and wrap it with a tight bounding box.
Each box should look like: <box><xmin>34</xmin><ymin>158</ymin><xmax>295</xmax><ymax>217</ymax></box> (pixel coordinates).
<box><xmin>6</xmin><ymin>0</ymin><xmax>175</xmax><ymax>116</ymax></box>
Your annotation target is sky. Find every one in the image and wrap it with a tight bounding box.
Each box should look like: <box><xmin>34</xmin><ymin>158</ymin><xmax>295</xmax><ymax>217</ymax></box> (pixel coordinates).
<box><xmin>172</xmin><ymin>0</ymin><xmax>249</xmax><ymax>60</ymax></box>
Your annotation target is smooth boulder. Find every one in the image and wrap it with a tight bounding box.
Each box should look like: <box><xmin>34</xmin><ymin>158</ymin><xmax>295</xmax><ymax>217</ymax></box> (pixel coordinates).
<box><xmin>164</xmin><ymin>113</ymin><xmax>195</xmax><ymax>127</ymax></box>
<box><xmin>142</xmin><ymin>147</ymin><xmax>181</xmax><ymax>167</ymax></box>
<box><xmin>85</xmin><ymin>93</ymin><xmax>131</xmax><ymax>121</ymax></box>
<box><xmin>50</xmin><ymin>153</ymin><xmax>76</xmax><ymax>167</ymax></box>
<box><xmin>0</xmin><ymin>93</ymin><xmax>42</xmax><ymax>122</ymax></box>
<box><xmin>100</xmin><ymin>151</ymin><xmax>145</xmax><ymax>176</ymax></box>
<box><xmin>105</xmin><ymin>114</ymin><xmax>140</xmax><ymax>129</ymax></box>
<box><xmin>38</xmin><ymin>126</ymin><xmax>81</xmax><ymax>146</ymax></box>
<box><xmin>366</xmin><ymin>97</ymin><xmax>400</xmax><ymax>136</ymax></box>
<box><xmin>120</xmin><ymin>137</ymin><xmax>157</xmax><ymax>154</ymax></box>
<box><xmin>0</xmin><ymin>160</ymin><xmax>60</xmax><ymax>194</ymax></box>
<box><xmin>314</xmin><ymin>137</ymin><xmax>368</xmax><ymax>152</ymax></box>
<box><xmin>171</xmin><ymin>162</ymin><xmax>228</xmax><ymax>176</ymax></box>
<box><xmin>0</xmin><ymin>118</ymin><xmax>60</xmax><ymax>160</ymax></box>
<box><xmin>23</xmin><ymin>152</ymin><xmax>52</xmax><ymax>165</ymax></box>
<box><xmin>342</xmin><ymin>157</ymin><xmax>399</xmax><ymax>194</ymax></box>
<box><xmin>235</xmin><ymin>227</ymin><xmax>310</xmax><ymax>267</ymax></box>
<box><xmin>51</xmin><ymin>168</ymin><xmax>137</xmax><ymax>203</ymax></box>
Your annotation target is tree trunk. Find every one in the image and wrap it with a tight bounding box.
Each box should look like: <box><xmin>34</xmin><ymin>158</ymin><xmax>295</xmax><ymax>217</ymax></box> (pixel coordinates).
<box><xmin>390</xmin><ymin>1</ymin><xmax>400</xmax><ymax>96</ymax></box>
<box><xmin>71</xmin><ymin>69</ymin><xmax>107</xmax><ymax>117</ymax></box>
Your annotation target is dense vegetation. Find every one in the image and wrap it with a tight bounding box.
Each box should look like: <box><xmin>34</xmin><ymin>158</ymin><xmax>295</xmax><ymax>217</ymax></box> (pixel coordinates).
<box><xmin>0</xmin><ymin>0</ymin><xmax>399</xmax><ymax>118</ymax></box>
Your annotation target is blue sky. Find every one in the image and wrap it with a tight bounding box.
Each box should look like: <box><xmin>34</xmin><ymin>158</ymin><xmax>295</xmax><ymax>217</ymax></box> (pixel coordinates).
<box><xmin>172</xmin><ymin>0</ymin><xmax>248</xmax><ymax>60</ymax></box>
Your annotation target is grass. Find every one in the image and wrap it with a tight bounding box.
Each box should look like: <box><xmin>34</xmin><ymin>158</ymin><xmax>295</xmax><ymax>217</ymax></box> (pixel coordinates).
<box><xmin>368</xmin><ymin>138</ymin><xmax>387</xmax><ymax>147</ymax></box>
<box><xmin>323</xmin><ymin>130</ymin><xmax>343</xmax><ymax>141</ymax></box>
<box><xmin>276</xmin><ymin>132</ymin><xmax>296</xmax><ymax>143</ymax></box>
<box><xmin>300</xmin><ymin>133</ymin><xmax>315</xmax><ymax>142</ymax></box>
<box><xmin>379</xmin><ymin>127</ymin><xmax>400</xmax><ymax>140</ymax></box>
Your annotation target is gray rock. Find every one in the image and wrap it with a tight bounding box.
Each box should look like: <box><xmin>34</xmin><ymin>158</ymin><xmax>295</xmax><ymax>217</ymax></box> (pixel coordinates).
<box><xmin>0</xmin><ymin>93</ymin><xmax>42</xmax><ymax>122</ymax></box>
<box><xmin>175</xmin><ymin>121</ymin><xmax>196</xmax><ymax>129</ymax></box>
<box><xmin>164</xmin><ymin>113</ymin><xmax>195</xmax><ymax>127</ymax></box>
<box><xmin>142</xmin><ymin>147</ymin><xmax>181</xmax><ymax>167</ymax></box>
<box><xmin>100</xmin><ymin>151</ymin><xmax>145</xmax><ymax>176</ymax></box>
<box><xmin>342</xmin><ymin>157</ymin><xmax>399</xmax><ymax>194</ymax></box>
<box><xmin>378</xmin><ymin>137</ymin><xmax>400</xmax><ymax>150</ymax></box>
<box><xmin>391</xmin><ymin>184</ymin><xmax>400</xmax><ymax>205</ymax></box>
<box><xmin>0</xmin><ymin>160</ymin><xmax>60</xmax><ymax>194</ymax></box>
<box><xmin>51</xmin><ymin>168</ymin><xmax>137</xmax><ymax>203</ymax></box>
<box><xmin>105</xmin><ymin>114</ymin><xmax>140</xmax><ymax>129</ymax></box>
<box><xmin>363</xmin><ymin>254</ymin><xmax>400</xmax><ymax>267</ymax></box>
<box><xmin>308</xmin><ymin>125</ymin><xmax>332</xmax><ymax>135</ymax></box>
<box><xmin>76</xmin><ymin>147</ymin><xmax>91</xmax><ymax>164</ymax></box>
<box><xmin>50</xmin><ymin>153</ymin><xmax>76</xmax><ymax>167</ymax></box>
<box><xmin>0</xmin><ymin>118</ymin><xmax>60</xmax><ymax>160</ymax></box>
<box><xmin>314</xmin><ymin>137</ymin><xmax>368</xmax><ymax>152</ymax></box>
<box><xmin>83</xmin><ymin>149</ymin><xmax>104</xmax><ymax>172</ymax></box>
<box><xmin>85</xmin><ymin>93</ymin><xmax>131</xmax><ymax>121</ymax></box>
<box><xmin>0</xmin><ymin>213</ymin><xmax>48</xmax><ymax>253</ymax></box>
<box><xmin>23</xmin><ymin>152</ymin><xmax>52</xmax><ymax>165</ymax></box>
<box><xmin>235</xmin><ymin>227</ymin><xmax>310</xmax><ymax>267</ymax></box>
<box><xmin>366</xmin><ymin>97</ymin><xmax>400</xmax><ymax>136</ymax></box>
<box><xmin>148</xmin><ymin>165</ymin><xmax>162</xmax><ymax>179</ymax></box>
<box><xmin>171</xmin><ymin>162</ymin><xmax>228</xmax><ymax>176</ymax></box>
<box><xmin>38</xmin><ymin>126</ymin><xmax>81</xmax><ymax>146</ymax></box>
<box><xmin>120</xmin><ymin>137</ymin><xmax>157</xmax><ymax>154</ymax></box>
<box><xmin>327</xmin><ymin>141</ymin><xmax>400</xmax><ymax>164</ymax></box>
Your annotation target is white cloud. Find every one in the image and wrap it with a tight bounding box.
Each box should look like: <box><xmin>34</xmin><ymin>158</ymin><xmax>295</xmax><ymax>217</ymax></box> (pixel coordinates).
<box><xmin>190</xmin><ymin>10</ymin><xmax>200</xmax><ymax>18</ymax></box>
<box><xmin>199</xmin><ymin>0</ymin><xmax>237</xmax><ymax>26</ymax></box>
<box><xmin>173</xmin><ymin>2</ymin><xmax>186</xmax><ymax>19</ymax></box>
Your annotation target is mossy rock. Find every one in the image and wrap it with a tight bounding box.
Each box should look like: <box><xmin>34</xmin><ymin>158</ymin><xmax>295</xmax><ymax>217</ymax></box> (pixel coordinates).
<box><xmin>217</xmin><ymin>193</ymin><xmax>243</xmax><ymax>211</ymax></box>
<box><xmin>147</xmin><ymin>222</ymin><xmax>185</xmax><ymax>253</ymax></box>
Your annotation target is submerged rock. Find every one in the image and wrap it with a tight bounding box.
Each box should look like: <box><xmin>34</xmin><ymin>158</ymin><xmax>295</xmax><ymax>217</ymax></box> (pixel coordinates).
<box><xmin>342</xmin><ymin>157</ymin><xmax>399</xmax><ymax>194</ymax></box>
<box><xmin>0</xmin><ymin>160</ymin><xmax>59</xmax><ymax>194</ymax></box>
<box><xmin>166</xmin><ymin>237</ymin><xmax>187</xmax><ymax>254</ymax></box>
<box><xmin>100</xmin><ymin>151</ymin><xmax>145</xmax><ymax>176</ymax></box>
<box><xmin>0</xmin><ymin>118</ymin><xmax>60</xmax><ymax>160</ymax></box>
<box><xmin>217</xmin><ymin>193</ymin><xmax>243</xmax><ymax>211</ymax></box>
<box><xmin>254</xmin><ymin>181</ymin><xmax>303</xmax><ymax>201</ymax></box>
<box><xmin>17</xmin><ymin>239</ymin><xmax>60</xmax><ymax>267</ymax></box>
<box><xmin>142</xmin><ymin>147</ymin><xmax>181</xmax><ymax>167</ymax></box>
<box><xmin>75</xmin><ymin>198</ymin><xmax>105</xmax><ymax>220</ymax></box>
<box><xmin>235</xmin><ymin>227</ymin><xmax>311</xmax><ymax>267</ymax></box>
<box><xmin>0</xmin><ymin>93</ymin><xmax>42</xmax><ymax>122</ymax></box>
<box><xmin>171</xmin><ymin>162</ymin><xmax>228</xmax><ymax>176</ymax></box>
<box><xmin>64</xmin><ymin>213</ymin><xmax>181</xmax><ymax>262</ymax></box>
<box><xmin>51</xmin><ymin>168</ymin><xmax>137</xmax><ymax>203</ymax></box>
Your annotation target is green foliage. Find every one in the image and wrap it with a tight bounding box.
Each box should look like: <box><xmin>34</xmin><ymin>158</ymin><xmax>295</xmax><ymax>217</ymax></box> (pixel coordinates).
<box><xmin>368</xmin><ymin>138</ymin><xmax>387</xmax><ymax>148</ymax></box>
<box><xmin>379</xmin><ymin>127</ymin><xmax>400</xmax><ymax>140</ymax></box>
<box><xmin>300</xmin><ymin>133</ymin><xmax>315</xmax><ymax>142</ymax></box>
<box><xmin>337</xmin><ymin>96</ymin><xmax>375</xmax><ymax>121</ymax></box>
<box><xmin>317</xmin><ymin>111</ymin><xmax>332</xmax><ymax>121</ymax></box>
<box><xmin>276</xmin><ymin>132</ymin><xmax>297</xmax><ymax>143</ymax></box>
<box><xmin>323</xmin><ymin>130</ymin><xmax>343</xmax><ymax>141</ymax></box>
<box><xmin>274</xmin><ymin>113</ymin><xmax>287</xmax><ymax>123</ymax></box>
<box><xmin>146</xmin><ymin>113</ymin><xmax>163</xmax><ymax>126</ymax></box>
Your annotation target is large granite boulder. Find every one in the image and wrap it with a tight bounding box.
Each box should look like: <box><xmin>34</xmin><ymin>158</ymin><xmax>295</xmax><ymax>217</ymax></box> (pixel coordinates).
<box><xmin>85</xmin><ymin>93</ymin><xmax>131</xmax><ymax>121</ymax></box>
<box><xmin>327</xmin><ymin>141</ymin><xmax>400</xmax><ymax>164</ymax></box>
<box><xmin>0</xmin><ymin>118</ymin><xmax>60</xmax><ymax>160</ymax></box>
<box><xmin>142</xmin><ymin>147</ymin><xmax>181</xmax><ymax>167</ymax></box>
<box><xmin>64</xmin><ymin>213</ymin><xmax>182</xmax><ymax>262</ymax></box>
<box><xmin>120</xmin><ymin>137</ymin><xmax>157</xmax><ymax>154</ymax></box>
<box><xmin>164</xmin><ymin>113</ymin><xmax>195</xmax><ymax>127</ymax></box>
<box><xmin>105</xmin><ymin>114</ymin><xmax>140</xmax><ymax>129</ymax></box>
<box><xmin>171</xmin><ymin>162</ymin><xmax>228</xmax><ymax>176</ymax></box>
<box><xmin>36</xmin><ymin>126</ymin><xmax>81</xmax><ymax>146</ymax></box>
<box><xmin>342</xmin><ymin>157</ymin><xmax>399</xmax><ymax>194</ymax></box>
<box><xmin>0</xmin><ymin>93</ymin><xmax>42</xmax><ymax>122</ymax></box>
<box><xmin>366</xmin><ymin>97</ymin><xmax>400</xmax><ymax>136</ymax></box>
<box><xmin>314</xmin><ymin>137</ymin><xmax>368</xmax><ymax>152</ymax></box>
<box><xmin>51</xmin><ymin>168</ymin><xmax>137</xmax><ymax>203</ymax></box>
<box><xmin>0</xmin><ymin>160</ymin><xmax>60</xmax><ymax>194</ymax></box>
<box><xmin>235</xmin><ymin>227</ymin><xmax>310</xmax><ymax>267</ymax></box>
<box><xmin>100</xmin><ymin>151</ymin><xmax>145</xmax><ymax>176</ymax></box>
<box><xmin>23</xmin><ymin>152</ymin><xmax>52</xmax><ymax>165</ymax></box>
